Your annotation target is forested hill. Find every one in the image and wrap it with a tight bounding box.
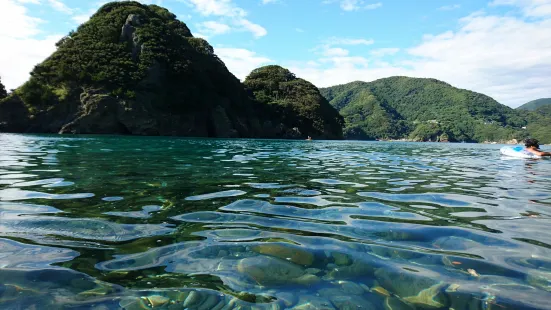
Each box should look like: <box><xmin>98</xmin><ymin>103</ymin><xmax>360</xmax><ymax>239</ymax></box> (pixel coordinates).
<box><xmin>0</xmin><ymin>1</ymin><xmax>342</xmax><ymax>139</ymax></box>
<box><xmin>320</xmin><ymin>77</ymin><xmax>551</xmax><ymax>143</ymax></box>
<box><xmin>244</xmin><ymin>66</ymin><xmax>343</xmax><ymax>140</ymax></box>
<box><xmin>517</xmin><ymin>98</ymin><xmax>551</xmax><ymax>111</ymax></box>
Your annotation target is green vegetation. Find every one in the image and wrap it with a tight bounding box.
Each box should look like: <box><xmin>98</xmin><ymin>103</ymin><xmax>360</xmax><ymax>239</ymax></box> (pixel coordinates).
<box><xmin>23</xmin><ymin>1</ymin><xmax>215</xmax><ymax>112</ymax></box>
<box><xmin>0</xmin><ymin>77</ymin><xmax>6</xmax><ymax>100</ymax></box>
<box><xmin>517</xmin><ymin>98</ymin><xmax>551</xmax><ymax>111</ymax></box>
<box><xmin>321</xmin><ymin>77</ymin><xmax>551</xmax><ymax>143</ymax></box>
<box><xmin>244</xmin><ymin>66</ymin><xmax>343</xmax><ymax>139</ymax></box>
<box><xmin>0</xmin><ymin>1</ymin><xmax>343</xmax><ymax>138</ymax></box>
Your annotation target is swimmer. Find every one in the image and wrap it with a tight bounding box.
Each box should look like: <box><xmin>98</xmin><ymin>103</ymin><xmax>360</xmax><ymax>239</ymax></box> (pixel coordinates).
<box><xmin>524</xmin><ymin>138</ymin><xmax>551</xmax><ymax>157</ymax></box>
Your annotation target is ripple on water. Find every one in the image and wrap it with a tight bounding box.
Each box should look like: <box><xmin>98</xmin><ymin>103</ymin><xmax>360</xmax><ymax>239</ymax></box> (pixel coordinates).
<box><xmin>1</xmin><ymin>216</ymin><xmax>174</xmax><ymax>242</ymax></box>
<box><xmin>311</xmin><ymin>178</ymin><xmax>367</xmax><ymax>188</ymax></box>
<box><xmin>220</xmin><ymin>199</ymin><xmax>430</xmax><ymax>222</ymax></box>
<box><xmin>102</xmin><ymin>196</ymin><xmax>124</xmax><ymax>202</ymax></box>
<box><xmin>2</xmin><ymin>136</ymin><xmax>551</xmax><ymax>309</ymax></box>
<box><xmin>185</xmin><ymin>190</ymin><xmax>246</xmax><ymax>201</ymax></box>
<box><xmin>0</xmin><ymin>238</ymin><xmax>79</xmax><ymax>269</ymax></box>
<box><xmin>0</xmin><ymin>202</ymin><xmax>62</xmax><ymax>216</ymax></box>
<box><xmin>0</xmin><ymin>188</ymin><xmax>94</xmax><ymax>201</ymax></box>
<box><xmin>246</xmin><ymin>183</ymin><xmax>295</xmax><ymax>189</ymax></box>
<box><xmin>104</xmin><ymin>205</ymin><xmax>162</xmax><ymax>219</ymax></box>
<box><xmin>358</xmin><ymin>192</ymin><xmax>473</xmax><ymax>207</ymax></box>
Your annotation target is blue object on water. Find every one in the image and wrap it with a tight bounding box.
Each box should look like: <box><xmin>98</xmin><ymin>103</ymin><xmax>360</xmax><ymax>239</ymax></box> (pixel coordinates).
<box><xmin>500</xmin><ymin>146</ymin><xmax>541</xmax><ymax>159</ymax></box>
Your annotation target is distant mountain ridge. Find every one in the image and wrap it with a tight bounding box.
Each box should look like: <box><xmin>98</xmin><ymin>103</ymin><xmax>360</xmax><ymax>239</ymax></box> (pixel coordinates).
<box><xmin>517</xmin><ymin>98</ymin><xmax>551</xmax><ymax>111</ymax></box>
<box><xmin>321</xmin><ymin>77</ymin><xmax>551</xmax><ymax>143</ymax></box>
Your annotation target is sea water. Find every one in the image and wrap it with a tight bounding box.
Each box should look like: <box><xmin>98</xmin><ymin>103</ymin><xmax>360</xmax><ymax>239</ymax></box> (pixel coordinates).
<box><xmin>0</xmin><ymin>134</ymin><xmax>550</xmax><ymax>309</ymax></box>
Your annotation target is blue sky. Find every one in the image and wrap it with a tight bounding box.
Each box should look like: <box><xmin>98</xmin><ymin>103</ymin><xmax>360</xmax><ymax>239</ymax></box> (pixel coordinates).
<box><xmin>1</xmin><ymin>0</ymin><xmax>551</xmax><ymax>107</ymax></box>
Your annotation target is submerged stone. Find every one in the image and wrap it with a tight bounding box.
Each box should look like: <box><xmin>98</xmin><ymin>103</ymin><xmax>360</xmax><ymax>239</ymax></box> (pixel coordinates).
<box><xmin>291</xmin><ymin>296</ymin><xmax>335</xmax><ymax>310</ymax></box>
<box><xmin>252</xmin><ymin>243</ymin><xmax>315</xmax><ymax>266</ymax></box>
<box><xmin>237</xmin><ymin>256</ymin><xmax>306</xmax><ymax>286</ymax></box>
<box><xmin>331</xmin><ymin>252</ymin><xmax>351</xmax><ymax>266</ymax></box>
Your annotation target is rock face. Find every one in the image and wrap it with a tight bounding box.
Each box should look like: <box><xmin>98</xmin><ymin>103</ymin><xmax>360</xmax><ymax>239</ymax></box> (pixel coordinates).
<box><xmin>0</xmin><ymin>95</ymin><xmax>29</xmax><ymax>132</ymax></box>
<box><xmin>0</xmin><ymin>2</ymin><xmax>341</xmax><ymax>139</ymax></box>
<box><xmin>0</xmin><ymin>77</ymin><xmax>7</xmax><ymax>100</ymax></box>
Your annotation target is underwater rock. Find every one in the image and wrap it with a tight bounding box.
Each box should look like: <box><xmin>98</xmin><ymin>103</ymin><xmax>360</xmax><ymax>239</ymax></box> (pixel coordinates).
<box><xmin>237</xmin><ymin>256</ymin><xmax>306</xmax><ymax>287</ymax></box>
<box><xmin>384</xmin><ymin>297</ymin><xmax>415</xmax><ymax>310</ymax></box>
<box><xmin>252</xmin><ymin>243</ymin><xmax>315</xmax><ymax>266</ymax></box>
<box><xmin>330</xmin><ymin>295</ymin><xmax>376</xmax><ymax>310</ymax></box>
<box><xmin>291</xmin><ymin>296</ymin><xmax>335</xmax><ymax>310</ymax></box>
<box><xmin>432</xmin><ymin>236</ymin><xmax>482</xmax><ymax>251</ymax></box>
<box><xmin>375</xmin><ymin>266</ymin><xmax>448</xmax><ymax>308</ymax></box>
<box><xmin>275</xmin><ymin>292</ymin><xmax>298</xmax><ymax>307</ymax></box>
<box><xmin>372</xmin><ymin>286</ymin><xmax>391</xmax><ymax>297</ymax></box>
<box><xmin>331</xmin><ymin>252</ymin><xmax>351</xmax><ymax>266</ymax></box>
<box><xmin>293</xmin><ymin>274</ymin><xmax>321</xmax><ymax>286</ymax></box>
<box><xmin>402</xmin><ymin>283</ymin><xmax>447</xmax><ymax>308</ymax></box>
<box><xmin>325</xmin><ymin>258</ymin><xmax>376</xmax><ymax>280</ymax></box>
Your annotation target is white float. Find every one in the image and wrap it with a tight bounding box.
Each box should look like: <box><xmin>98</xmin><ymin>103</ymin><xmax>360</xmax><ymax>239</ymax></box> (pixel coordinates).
<box><xmin>500</xmin><ymin>146</ymin><xmax>541</xmax><ymax>159</ymax></box>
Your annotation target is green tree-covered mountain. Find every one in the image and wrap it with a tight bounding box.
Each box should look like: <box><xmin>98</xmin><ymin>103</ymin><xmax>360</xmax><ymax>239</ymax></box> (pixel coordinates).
<box><xmin>321</xmin><ymin>77</ymin><xmax>551</xmax><ymax>143</ymax></box>
<box><xmin>517</xmin><ymin>98</ymin><xmax>551</xmax><ymax>111</ymax></box>
<box><xmin>0</xmin><ymin>77</ymin><xmax>7</xmax><ymax>100</ymax></box>
<box><xmin>244</xmin><ymin>66</ymin><xmax>343</xmax><ymax>139</ymax></box>
<box><xmin>0</xmin><ymin>1</ymin><xmax>342</xmax><ymax>139</ymax></box>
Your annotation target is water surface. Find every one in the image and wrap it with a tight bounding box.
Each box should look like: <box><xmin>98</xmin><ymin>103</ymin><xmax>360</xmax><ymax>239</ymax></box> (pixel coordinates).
<box><xmin>1</xmin><ymin>134</ymin><xmax>550</xmax><ymax>309</ymax></box>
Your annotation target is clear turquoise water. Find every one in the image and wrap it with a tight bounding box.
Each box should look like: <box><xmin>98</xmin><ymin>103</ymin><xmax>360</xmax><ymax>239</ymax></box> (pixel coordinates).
<box><xmin>1</xmin><ymin>134</ymin><xmax>551</xmax><ymax>309</ymax></box>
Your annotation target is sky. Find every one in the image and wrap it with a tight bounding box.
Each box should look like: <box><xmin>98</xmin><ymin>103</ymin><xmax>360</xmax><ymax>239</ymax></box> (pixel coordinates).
<box><xmin>1</xmin><ymin>0</ymin><xmax>551</xmax><ymax>108</ymax></box>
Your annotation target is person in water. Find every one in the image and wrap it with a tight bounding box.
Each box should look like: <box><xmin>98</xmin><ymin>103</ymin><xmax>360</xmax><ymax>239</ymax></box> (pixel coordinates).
<box><xmin>524</xmin><ymin>138</ymin><xmax>551</xmax><ymax>156</ymax></box>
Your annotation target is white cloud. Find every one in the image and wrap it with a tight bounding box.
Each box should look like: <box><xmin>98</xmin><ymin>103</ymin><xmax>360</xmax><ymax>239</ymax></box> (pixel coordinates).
<box><xmin>287</xmin><ymin>11</ymin><xmax>551</xmax><ymax>107</ymax></box>
<box><xmin>72</xmin><ymin>13</ymin><xmax>91</xmax><ymax>24</ymax></box>
<box><xmin>185</xmin><ymin>0</ymin><xmax>267</xmax><ymax>38</ymax></box>
<box><xmin>324</xmin><ymin>0</ymin><xmax>382</xmax><ymax>11</ymax></box>
<box><xmin>0</xmin><ymin>0</ymin><xmax>42</xmax><ymax>39</ymax></box>
<box><xmin>185</xmin><ymin>0</ymin><xmax>246</xmax><ymax>17</ymax></box>
<box><xmin>214</xmin><ymin>47</ymin><xmax>273</xmax><ymax>80</ymax></box>
<box><xmin>323</xmin><ymin>47</ymin><xmax>349</xmax><ymax>57</ymax></box>
<box><xmin>0</xmin><ymin>0</ymin><xmax>61</xmax><ymax>90</ymax></box>
<box><xmin>439</xmin><ymin>4</ymin><xmax>461</xmax><ymax>11</ymax></box>
<box><xmin>295</xmin><ymin>28</ymin><xmax>305</xmax><ymax>33</ymax></box>
<box><xmin>490</xmin><ymin>0</ymin><xmax>551</xmax><ymax>17</ymax></box>
<box><xmin>340</xmin><ymin>0</ymin><xmax>362</xmax><ymax>11</ymax></box>
<box><xmin>370</xmin><ymin>48</ymin><xmax>400</xmax><ymax>57</ymax></box>
<box><xmin>326</xmin><ymin>37</ymin><xmax>375</xmax><ymax>45</ymax></box>
<box><xmin>364</xmin><ymin>2</ymin><xmax>382</xmax><ymax>10</ymax></box>
<box><xmin>235</xmin><ymin>19</ymin><xmax>267</xmax><ymax>37</ymax></box>
<box><xmin>47</xmin><ymin>0</ymin><xmax>72</xmax><ymax>14</ymax></box>
<box><xmin>261</xmin><ymin>0</ymin><xmax>278</xmax><ymax>4</ymax></box>
<box><xmin>198</xmin><ymin>20</ymin><xmax>231</xmax><ymax>35</ymax></box>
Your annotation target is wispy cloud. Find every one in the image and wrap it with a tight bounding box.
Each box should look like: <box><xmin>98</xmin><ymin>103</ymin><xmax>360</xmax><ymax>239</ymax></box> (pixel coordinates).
<box><xmin>198</xmin><ymin>20</ymin><xmax>231</xmax><ymax>35</ymax></box>
<box><xmin>364</xmin><ymin>2</ymin><xmax>382</xmax><ymax>10</ymax></box>
<box><xmin>326</xmin><ymin>37</ymin><xmax>375</xmax><ymax>45</ymax></box>
<box><xmin>490</xmin><ymin>0</ymin><xmax>551</xmax><ymax>17</ymax></box>
<box><xmin>184</xmin><ymin>0</ymin><xmax>267</xmax><ymax>38</ymax></box>
<box><xmin>324</xmin><ymin>0</ymin><xmax>382</xmax><ymax>11</ymax></box>
<box><xmin>0</xmin><ymin>0</ymin><xmax>62</xmax><ymax>89</ymax></box>
<box><xmin>47</xmin><ymin>0</ymin><xmax>72</xmax><ymax>14</ymax></box>
<box><xmin>214</xmin><ymin>47</ymin><xmax>273</xmax><ymax>80</ymax></box>
<box><xmin>439</xmin><ymin>4</ymin><xmax>460</xmax><ymax>11</ymax></box>
<box><xmin>370</xmin><ymin>48</ymin><xmax>400</xmax><ymax>57</ymax></box>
